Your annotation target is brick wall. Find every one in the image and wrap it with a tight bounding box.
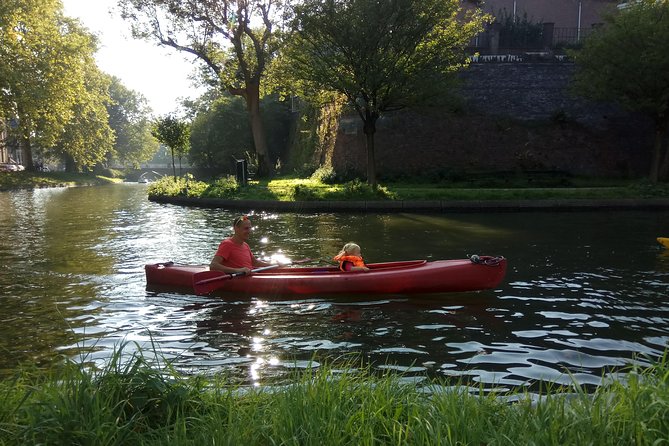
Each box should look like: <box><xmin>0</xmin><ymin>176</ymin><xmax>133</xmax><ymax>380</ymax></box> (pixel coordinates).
<box><xmin>329</xmin><ymin>61</ymin><xmax>652</xmax><ymax>179</ymax></box>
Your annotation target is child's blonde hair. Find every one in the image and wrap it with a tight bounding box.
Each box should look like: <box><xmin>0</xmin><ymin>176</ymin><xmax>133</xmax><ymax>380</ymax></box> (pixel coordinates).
<box><xmin>337</xmin><ymin>242</ymin><xmax>360</xmax><ymax>256</ymax></box>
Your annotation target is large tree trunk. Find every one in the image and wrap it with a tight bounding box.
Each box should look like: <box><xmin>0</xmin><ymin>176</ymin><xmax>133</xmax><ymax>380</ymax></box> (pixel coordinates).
<box><xmin>650</xmin><ymin>121</ymin><xmax>668</xmax><ymax>183</ymax></box>
<box><xmin>363</xmin><ymin>114</ymin><xmax>378</xmax><ymax>189</ymax></box>
<box><xmin>17</xmin><ymin>112</ymin><xmax>34</xmax><ymax>171</ymax></box>
<box><xmin>64</xmin><ymin>154</ymin><xmax>77</xmax><ymax>173</ymax></box>
<box><xmin>170</xmin><ymin>147</ymin><xmax>177</xmax><ymax>180</ymax></box>
<box><xmin>245</xmin><ymin>82</ymin><xmax>273</xmax><ymax>178</ymax></box>
<box><xmin>658</xmin><ymin>124</ymin><xmax>669</xmax><ymax>182</ymax></box>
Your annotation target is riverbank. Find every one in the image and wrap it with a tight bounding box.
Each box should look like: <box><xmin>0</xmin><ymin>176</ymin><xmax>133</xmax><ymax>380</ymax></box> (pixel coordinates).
<box><xmin>0</xmin><ymin>171</ymin><xmax>121</xmax><ymax>190</ymax></box>
<box><xmin>146</xmin><ymin>175</ymin><xmax>669</xmax><ymax>212</ymax></box>
<box><xmin>3</xmin><ymin>347</ymin><xmax>668</xmax><ymax>445</ymax></box>
<box><xmin>149</xmin><ymin>193</ymin><xmax>669</xmax><ymax>212</ymax></box>
<box><xmin>4</xmin><ymin>173</ymin><xmax>669</xmax><ymax>212</ymax></box>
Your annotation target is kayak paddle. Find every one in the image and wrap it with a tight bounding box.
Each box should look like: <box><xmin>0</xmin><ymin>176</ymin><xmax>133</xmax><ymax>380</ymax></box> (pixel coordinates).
<box><xmin>193</xmin><ymin>264</ymin><xmax>280</xmax><ymax>295</ymax></box>
<box><xmin>192</xmin><ymin>258</ymin><xmax>313</xmax><ymax>295</ymax></box>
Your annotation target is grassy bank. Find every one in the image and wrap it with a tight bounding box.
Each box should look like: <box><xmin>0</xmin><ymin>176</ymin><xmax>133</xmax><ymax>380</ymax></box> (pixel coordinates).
<box><xmin>0</xmin><ymin>171</ymin><xmax>121</xmax><ymax>191</ymax></box>
<box><xmin>3</xmin><ymin>171</ymin><xmax>668</xmax><ymax>202</ymax></box>
<box><xmin>1</xmin><ymin>346</ymin><xmax>667</xmax><ymax>445</ymax></box>
<box><xmin>147</xmin><ymin>174</ymin><xmax>669</xmax><ymax>202</ymax></box>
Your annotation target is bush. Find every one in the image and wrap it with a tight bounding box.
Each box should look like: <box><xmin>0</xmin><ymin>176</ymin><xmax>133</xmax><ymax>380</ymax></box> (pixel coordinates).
<box><xmin>342</xmin><ymin>179</ymin><xmax>395</xmax><ymax>200</ymax></box>
<box><xmin>288</xmin><ymin>184</ymin><xmax>318</xmax><ymax>201</ymax></box>
<box><xmin>202</xmin><ymin>176</ymin><xmax>239</xmax><ymax>198</ymax></box>
<box><xmin>147</xmin><ymin>175</ymin><xmax>208</xmax><ymax>198</ymax></box>
<box><xmin>310</xmin><ymin>165</ymin><xmax>337</xmax><ymax>184</ymax></box>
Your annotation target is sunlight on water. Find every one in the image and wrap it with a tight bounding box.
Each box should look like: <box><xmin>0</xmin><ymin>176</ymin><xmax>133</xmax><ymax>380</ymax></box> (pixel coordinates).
<box><xmin>1</xmin><ymin>185</ymin><xmax>668</xmax><ymax>388</ymax></box>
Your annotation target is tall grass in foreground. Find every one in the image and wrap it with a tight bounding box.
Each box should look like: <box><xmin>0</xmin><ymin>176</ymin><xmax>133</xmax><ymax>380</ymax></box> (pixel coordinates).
<box><xmin>0</xmin><ymin>346</ymin><xmax>667</xmax><ymax>445</ymax></box>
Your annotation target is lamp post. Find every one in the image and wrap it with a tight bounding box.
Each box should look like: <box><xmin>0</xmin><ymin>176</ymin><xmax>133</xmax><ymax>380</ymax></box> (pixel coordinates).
<box><xmin>577</xmin><ymin>1</ymin><xmax>583</xmax><ymax>41</ymax></box>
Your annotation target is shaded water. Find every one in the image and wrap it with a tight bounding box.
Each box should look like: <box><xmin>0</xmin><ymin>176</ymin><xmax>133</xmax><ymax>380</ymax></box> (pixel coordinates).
<box><xmin>1</xmin><ymin>184</ymin><xmax>668</xmax><ymax>387</ymax></box>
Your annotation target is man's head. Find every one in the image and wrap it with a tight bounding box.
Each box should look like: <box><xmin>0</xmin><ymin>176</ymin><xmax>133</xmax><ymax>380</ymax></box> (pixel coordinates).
<box><xmin>232</xmin><ymin>215</ymin><xmax>252</xmax><ymax>241</ymax></box>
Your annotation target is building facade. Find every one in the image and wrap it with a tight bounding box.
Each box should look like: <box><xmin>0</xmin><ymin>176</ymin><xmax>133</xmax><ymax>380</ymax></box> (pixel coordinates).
<box><xmin>473</xmin><ymin>0</ymin><xmax>619</xmax><ymax>29</ymax></box>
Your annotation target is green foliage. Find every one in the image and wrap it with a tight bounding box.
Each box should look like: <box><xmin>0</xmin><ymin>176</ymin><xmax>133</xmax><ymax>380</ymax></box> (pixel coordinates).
<box><xmin>151</xmin><ymin>115</ymin><xmax>191</xmax><ymax>179</ymax></box>
<box><xmin>341</xmin><ymin>179</ymin><xmax>395</xmax><ymax>200</ymax></box>
<box><xmin>0</xmin><ymin>172</ymin><xmax>120</xmax><ymax>191</ymax></box>
<box><xmin>107</xmin><ymin>76</ymin><xmax>158</xmax><ymax>168</ymax></box>
<box><xmin>118</xmin><ymin>0</ymin><xmax>286</xmax><ymax>176</ymax></box>
<box><xmin>283</xmin><ymin>0</ymin><xmax>492</xmax><ymax>187</ymax></box>
<box><xmin>2</xmin><ymin>348</ymin><xmax>669</xmax><ymax>445</ymax></box>
<box><xmin>496</xmin><ymin>9</ymin><xmax>544</xmax><ymax>48</ymax></box>
<box><xmin>189</xmin><ymin>95</ymin><xmax>252</xmax><ymax>170</ymax></box>
<box><xmin>570</xmin><ymin>0</ymin><xmax>669</xmax><ymax>115</ymax></box>
<box><xmin>0</xmin><ymin>0</ymin><xmax>115</xmax><ymax>171</ymax></box>
<box><xmin>50</xmin><ymin>61</ymin><xmax>115</xmax><ymax>172</ymax></box>
<box><xmin>188</xmin><ymin>94</ymin><xmax>291</xmax><ymax>172</ymax></box>
<box><xmin>142</xmin><ymin>174</ymin><xmax>669</xmax><ymax>202</ymax></box>
<box><xmin>310</xmin><ymin>165</ymin><xmax>337</xmax><ymax>184</ymax></box>
<box><xmin>288</xmin><ymin>184</ymin><xmax>318</xmax><ymax>201</ymax></box>
<box><xmin>570</xmin><ymin>0</ymin><xmax>669</xmax><ymax>182</ymax></box>
<box><xmin>261</xmin><ymin>95</ymin><xmax>292</xmax><ymax>167</ymax></box>
<box><xmin>201</xmin><ymin>176</ymin><xmax>240</xmax><ymax>198</ymax></box>
<box><xmin>147</xmin><ymin>175</ymin><xmax>207</xmax><ymax>198</ymax></box>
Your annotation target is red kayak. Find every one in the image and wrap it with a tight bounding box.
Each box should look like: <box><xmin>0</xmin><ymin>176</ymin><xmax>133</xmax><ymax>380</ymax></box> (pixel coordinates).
<box><xmin>145</xmin><ymin>256</ymin><xmax>507</xmax><ymax>296</ymax></box>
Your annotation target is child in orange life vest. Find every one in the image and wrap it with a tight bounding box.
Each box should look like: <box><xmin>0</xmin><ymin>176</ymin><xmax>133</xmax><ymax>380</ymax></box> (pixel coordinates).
<box><xmin>333</xmin><ymin>242</ymin><xmax>370</xmax><ymax>272</ymax></box>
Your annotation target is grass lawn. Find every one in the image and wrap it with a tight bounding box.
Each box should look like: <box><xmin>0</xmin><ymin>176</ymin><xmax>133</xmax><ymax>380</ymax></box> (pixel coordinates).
<box><xmin>0</xmin><ymin>171</ymin><xmax>121</xmax><ymax>190</ymax></box>
<box><xmin>147</xmin><ymin>174</ymin><xmax>669</xmax><ymax>202</ymax></box>
<box><xmin>3</xmin><ymin>171</ymin><xmax>668</xmax><ymax>201</ymax></box>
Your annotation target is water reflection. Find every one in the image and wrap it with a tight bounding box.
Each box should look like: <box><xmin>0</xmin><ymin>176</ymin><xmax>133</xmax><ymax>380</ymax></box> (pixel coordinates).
<box><xmin>1</xmin><ymin>184</ymin><xmax>668</xmax><ymax>388</ymax></box>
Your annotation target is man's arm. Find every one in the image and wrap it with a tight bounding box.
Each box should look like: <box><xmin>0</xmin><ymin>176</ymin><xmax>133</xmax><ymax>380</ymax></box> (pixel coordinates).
<box><xmin>210</xmin><ymin>255</ymin><xmax>251</xmax><ymax>274</ymax></box>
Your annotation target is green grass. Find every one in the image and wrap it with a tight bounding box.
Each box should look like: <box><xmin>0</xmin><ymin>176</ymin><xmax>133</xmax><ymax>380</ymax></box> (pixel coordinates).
<box><xmin>4</xmin><ymin>171</ymin><xmax>669</xmax><ymax>201</ymax></box>
<box><xmin>1</xmin><ymin>344</ymin><xmax>668</xmax><ymax>445</ymax></box>
<box><xmin>147</xmin><ymin>174</ymin><xmax>669</xmax><ymax>202</ymax></box>
<box><xmin>0</xmin><ymin>171</ymin><xmax>121</xmax><ymax>190</ymax></box>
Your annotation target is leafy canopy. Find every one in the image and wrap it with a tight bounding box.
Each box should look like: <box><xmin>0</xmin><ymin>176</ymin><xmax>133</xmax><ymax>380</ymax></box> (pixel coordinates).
<box><xmin>0</xmin><ymin>0</ymin><xmax>115</xmax><ymax>171</ymax></box>
<box><xmin>571</xmin><ymin>0</ymin><xmax>669</xmax><ymax>182</ymax></box>
<box><xmin>571</xmin><ymin>0</ymin><xmax>669</xmax><ymax>122</ymax></box>
<box><xmin>284</xmin><ymin>0</ymin><xmax>490</xmax><ymax>116</ymax></box>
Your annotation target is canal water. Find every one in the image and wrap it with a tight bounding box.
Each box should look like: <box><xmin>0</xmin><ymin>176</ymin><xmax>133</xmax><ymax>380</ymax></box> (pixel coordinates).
<box><xmin>1</xmin><ymin>184</ymin><xmax>668</xmax><ymax>388</ymax></box>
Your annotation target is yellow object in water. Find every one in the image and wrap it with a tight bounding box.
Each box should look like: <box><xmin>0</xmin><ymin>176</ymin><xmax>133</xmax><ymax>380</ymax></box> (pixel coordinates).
<box><xmin>658</xmin><ymin>237</ymin><xmax>669</xmax><ymax>248</ymax></box>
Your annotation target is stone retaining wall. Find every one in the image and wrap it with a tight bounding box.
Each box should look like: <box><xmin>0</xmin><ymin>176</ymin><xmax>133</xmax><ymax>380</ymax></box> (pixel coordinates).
<box><xmin>329</xmin><ymin>62</ymin><xmax>652</xmax><ymax>179</ymax></box>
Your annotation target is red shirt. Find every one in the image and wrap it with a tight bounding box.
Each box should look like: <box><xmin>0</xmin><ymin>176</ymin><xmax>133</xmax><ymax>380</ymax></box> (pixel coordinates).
<box><xmin>214</xmin><ymin>238</ymin><xmax>254</xmax><ymax>269</ymax></box>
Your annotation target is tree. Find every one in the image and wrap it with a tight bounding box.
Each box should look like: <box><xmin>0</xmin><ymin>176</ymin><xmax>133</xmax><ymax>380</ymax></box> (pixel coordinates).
<box><xmin>107</xmin><ymin>76</ymin><xmax>159</xmax><ymax>168</ymax></box>
<box><xmin>50</xmin><ymin>63</ymin><xmax>115</xmax><ymax>172</ymax></box>
<box><xmin>284</xmin><ymin>0</ymin><xmax>490</xmax><ymax>187</ymax></box>
<box><xmin>151</xmin><ymin>115</ymin><xmax>191</xmax><ymax>180</ymax></box>
<box><xmin>118</xmin><ymin>0</ymin><xmax>285</xmax><ymax>177</ymax></box>
<box><xmin>189</xmin><ymin>95</ymin><xmax>252</xmax><ymax>170</ymax></box>
<box><xmin>189</xmin><ymin>93</ymin><xmax>291</xmax><ymax>172</ymax></box>
<box><xmin>0</xmin><ymin>0</ymin><xmax>106</xmax><ymax>171</ymax></box>
<box><xmin>571</xmin><ymin>0</ymin><xmax>669</xmax><ymax>183</ymax></box>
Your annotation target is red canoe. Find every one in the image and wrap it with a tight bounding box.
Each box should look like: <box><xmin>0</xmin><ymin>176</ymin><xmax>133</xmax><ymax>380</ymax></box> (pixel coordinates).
<box><xmin>145</xmin><ymin>256</ymin><xmax>507</xmax><ymax>296</ymax></box>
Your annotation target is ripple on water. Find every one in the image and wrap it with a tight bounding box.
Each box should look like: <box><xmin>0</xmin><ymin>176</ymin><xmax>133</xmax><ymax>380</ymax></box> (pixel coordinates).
<box><xmin>3</xmin><ymin>187</ymin><xmax>669</xmax><ymax>388</ymax></box>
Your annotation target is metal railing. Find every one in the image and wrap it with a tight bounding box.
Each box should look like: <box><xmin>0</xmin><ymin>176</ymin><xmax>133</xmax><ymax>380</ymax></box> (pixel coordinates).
<box><xmin>468</xmin><ymin>26</ymin><xmax>599</xmax><ymax>54</ymax></box>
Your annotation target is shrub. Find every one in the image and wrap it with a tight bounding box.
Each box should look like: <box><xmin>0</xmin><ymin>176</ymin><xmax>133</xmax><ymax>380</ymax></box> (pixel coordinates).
<box><xmin>202</xmin><ymin>176</ymin><xmax>239</xmax><ymax>198</ymax></box>
<box><xmin>342</xmin><ymin>179</ymin><xmax>395</xmax><ymax>200</ymax></box>
<box><xmin>147</xmin><ymin>175</ymin><xmax>208</xmax><ymax>198</ymax></box>
<box><xmin>288</xmin><ymin>184</ymin><xmax>318</xmax><ymax>201</ymax></box>
<box><xmin>310</xmin><ymin>165</ymin><xmax>337</xmax><ymax>184</ymax></box>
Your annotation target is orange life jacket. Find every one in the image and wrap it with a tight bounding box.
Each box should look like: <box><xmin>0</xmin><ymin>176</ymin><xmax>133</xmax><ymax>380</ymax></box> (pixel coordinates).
<box><xmin>333</xmin><ymin>254</ymin><xmax>366</xmax><ymax>271</ymax></box>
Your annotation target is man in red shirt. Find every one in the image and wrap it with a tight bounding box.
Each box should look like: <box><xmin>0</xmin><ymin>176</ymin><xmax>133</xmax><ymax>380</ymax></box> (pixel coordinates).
<box><xmin>209</xmin><ymin>215</ymin><xmax>272</xmax><ymax>275</ymax></box>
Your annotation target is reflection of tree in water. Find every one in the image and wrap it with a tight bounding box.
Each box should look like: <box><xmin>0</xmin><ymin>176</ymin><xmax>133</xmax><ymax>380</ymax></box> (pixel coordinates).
<box><xmin>0</xmin><ymin>189</ymin><xmax>111</xmax><ymax>374</ymax></box>
<box><xmin>42</xmin><ymin>186</ymin><xmax>125</xmax><ymax>274</ymax></box>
